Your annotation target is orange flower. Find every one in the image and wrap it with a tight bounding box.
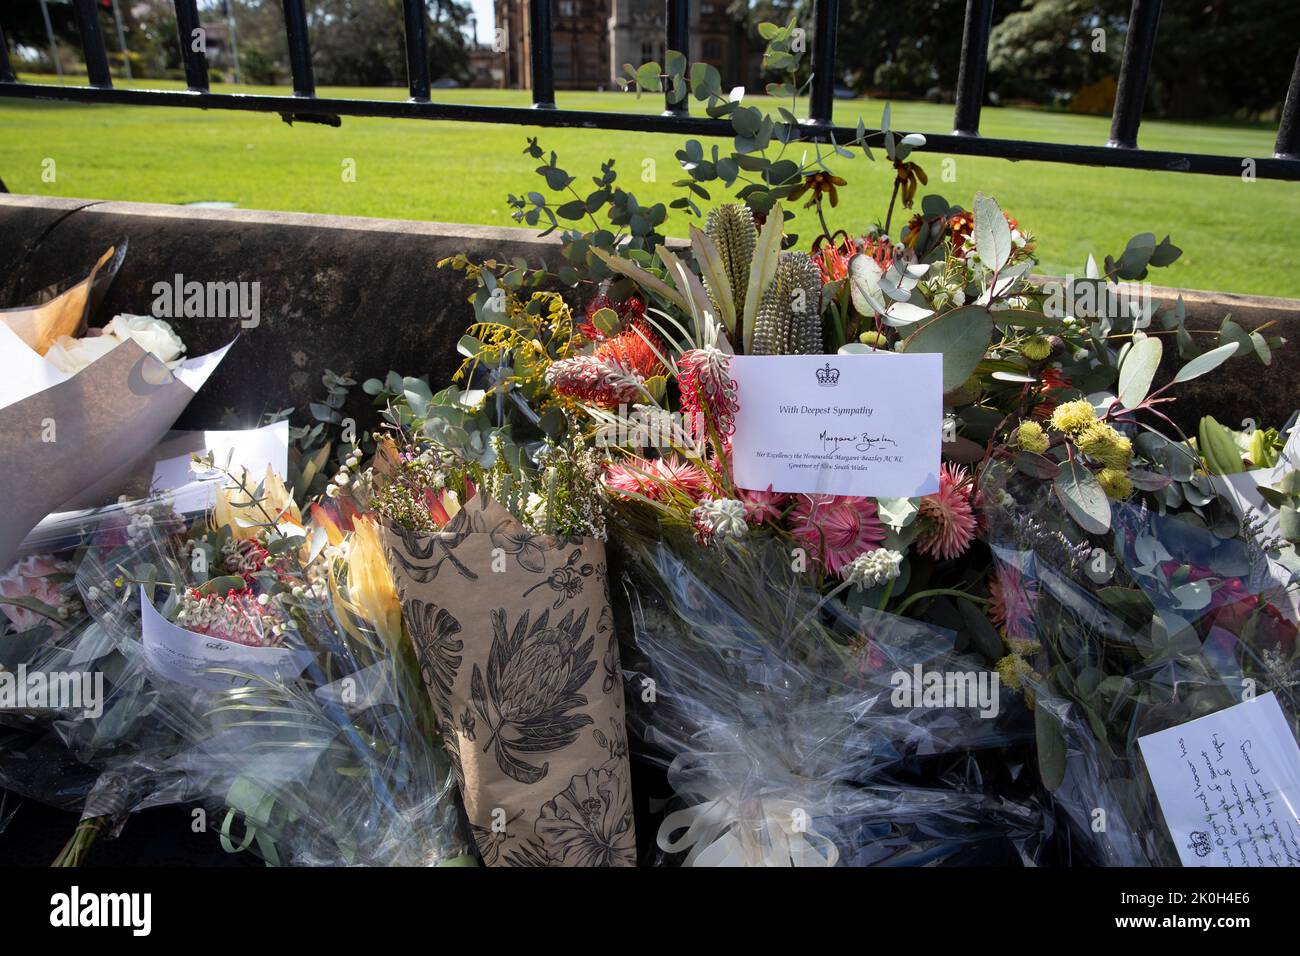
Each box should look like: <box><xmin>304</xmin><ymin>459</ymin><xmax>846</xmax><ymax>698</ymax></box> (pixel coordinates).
<box><xmin>789</xmin><ymin>171</ymin><xmax>847</xmax><ymax>209</ymax></box>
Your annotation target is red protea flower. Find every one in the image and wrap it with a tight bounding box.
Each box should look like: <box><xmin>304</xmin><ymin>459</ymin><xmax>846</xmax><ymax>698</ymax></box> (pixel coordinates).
<box><xmin>916</xmin><ymin>463</ymin><xmax>978</xmax><ymax>561</ymax></box>
<box><xmin>677</xmin><ymin>345</ymin><xmax>739</xmax><ymax>445</ymax></box>
<box><xmin>788</xmin><ymin>494</ymin><xmax>886</xmax><ymax>578</ymax></box>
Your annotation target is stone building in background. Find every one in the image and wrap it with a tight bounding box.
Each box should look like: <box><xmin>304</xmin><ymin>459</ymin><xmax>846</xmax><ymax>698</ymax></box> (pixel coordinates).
<box><xmin>493</xmin><ymin>0</ymin><xmax>752</xmax><ymax>91</ymax></box>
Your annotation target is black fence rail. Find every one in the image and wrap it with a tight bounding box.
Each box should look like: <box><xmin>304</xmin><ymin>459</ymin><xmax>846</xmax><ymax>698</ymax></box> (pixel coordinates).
<box><xmin>1</xmin><ymin>0</ymin><xmax>1298</xmax><ymax>181</ymax></box>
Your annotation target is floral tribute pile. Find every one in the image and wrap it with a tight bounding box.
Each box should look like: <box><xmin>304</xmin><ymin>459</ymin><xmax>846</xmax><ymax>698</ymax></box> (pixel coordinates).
<box><xmin>1</xmin><ymin>22</ymin><xmax>1297</xmax><ymax>868</ymax></box>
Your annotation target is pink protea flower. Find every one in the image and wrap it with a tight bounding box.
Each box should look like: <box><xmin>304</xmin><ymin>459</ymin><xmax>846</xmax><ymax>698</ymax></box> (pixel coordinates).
<box><xmin>677</xmin><ymin>345</ymin><xmax>739</xmax><ymax>443</ymax></box>
<box><xmin>739</xmin><ymin>485</ymin><xmax>788</xmax><ymax>524</ymax></box>
<box><xmin>916</xmin><ymin>463</ymin><xmax>978</xmax><ymax>561</ymax></box>
<box><xmin>988</xmin><ymin>564</ymin><xmax>1038</xmax><ymax>641</ymax></box>
<box><xmin>788</xmin><ymin>495</ymin><xmax>886</xmax><ymax>578</ymax></box>
<box><xmin>603</xmin><ymin>455</ymin><xmax>709</xmax><ymax>502</ymax></box>
<box><xmin>546</xmin><ymin>354</ymin><xmax>645</xmax><ymax>408</ymax></box>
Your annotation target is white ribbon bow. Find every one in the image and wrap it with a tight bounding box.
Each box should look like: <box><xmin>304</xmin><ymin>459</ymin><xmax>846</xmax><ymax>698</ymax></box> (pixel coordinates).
<box><xmin>657</xmin><ymin>793</ymin><xmax>840</xmax><ymax>867</ymax></box>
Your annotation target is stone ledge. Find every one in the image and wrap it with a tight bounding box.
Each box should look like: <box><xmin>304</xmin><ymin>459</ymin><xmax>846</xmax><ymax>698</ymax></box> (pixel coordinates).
<box><xmin>0</xmin><ymin>194</ymin><xmax>1295</xmax><ymax>433</ymax></box>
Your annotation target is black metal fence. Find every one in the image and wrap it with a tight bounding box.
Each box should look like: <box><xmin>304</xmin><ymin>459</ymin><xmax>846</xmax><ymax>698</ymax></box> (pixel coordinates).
<box><xmin>1</xmin><ymin>0</ymin><xmax>1298</xmax><ymax>181</ymax></box>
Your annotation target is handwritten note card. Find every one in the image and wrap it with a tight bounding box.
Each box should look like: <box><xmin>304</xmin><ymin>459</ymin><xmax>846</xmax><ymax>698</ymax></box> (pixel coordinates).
<box><xmin>1137</xmin><ymin>693</ymin><xmax>1300</xmax><ymax>867</ymax></box>
<box><xmin>729</xmin><ymin>353</ymin><xmax>942</xmax><ymax>498</ymax></box>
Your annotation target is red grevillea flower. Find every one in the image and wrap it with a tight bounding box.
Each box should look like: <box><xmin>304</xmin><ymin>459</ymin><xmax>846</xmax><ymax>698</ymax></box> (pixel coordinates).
<box><xmin>739</xmin><ymin>485</ymin><xmax>788</xmax><ymax>524</ymax></box>
<box><xmin>1031</xmin><ymin>366</ymin><xmax>1073</xmax><ymax>420</ymax></box>
<box><xmin>916</xmin><ymin>463</ymin><xmax>978</xmax><ymax>561</ymax></box>
<box><xmin>814</xmin><ymin>234</ymin><xmax>895</xmax><ymax>285</ymax></box>
<box><xmin>594</xmin><ymin>319</ymin><xmax>666</xmax><ymax>381</ymax></box>
<box><xmin>603</xmin><ymin>455</ymin><xmax>709</xmax><ymax>502</ymax></box>
<box><xmin>546</xmin><ymin>354</ymin><xmax>646</xmax><ymax>408</ymax></box>
<box><xmin>788</xmin><ymin>494</ymin><xmax>886</xmax><ymax>577</ymax></box>
<box><xmin>988</xmin><ymin>564</ymin><xmax>1038</xmax><ymax>641</ymax></box>
<box><xmin>678</xmin><ymin>345</ymin><xmax>739</xmax><ymax>444</ymax></box>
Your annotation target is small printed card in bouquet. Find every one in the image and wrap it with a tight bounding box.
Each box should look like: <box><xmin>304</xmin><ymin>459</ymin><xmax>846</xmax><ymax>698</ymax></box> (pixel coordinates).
<box><xmin>1138</xmin><ymin>692</ymin><xmax>1300</xmax><ymax>867</ymax></box>
<box><xmin>728</xmin><ymin>353</ymin><xmax>943</xmax><ymax>497</ymax></box>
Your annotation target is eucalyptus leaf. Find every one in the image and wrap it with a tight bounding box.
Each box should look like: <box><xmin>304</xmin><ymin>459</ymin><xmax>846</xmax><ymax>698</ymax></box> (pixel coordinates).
<box><xmin>1117</xmin><ymin>334</ymin><xmax>1162</xmax><ymax>409</ymax></box>
<box><xmin>1173</xmin><ymin>342</ymin><xmax>1239</xmax><ymax>383</ymax></box>
<box><xmin>897</xmin><ymin>305</ymin><xmax>994</xmax><ymax>391</ymax></box>
<box><xmin>1054</xmin><ymin>460</ymin><xmax>1111</xmax><ymax>534</ymax></box>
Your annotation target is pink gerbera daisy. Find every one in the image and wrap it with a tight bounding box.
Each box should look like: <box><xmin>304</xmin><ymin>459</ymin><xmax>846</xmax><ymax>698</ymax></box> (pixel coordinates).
<box><xmin>916</xmin><ymin>463</ymin><xmax>978</xmax><ymax>561</ymax></box>
<box><xmin>788</xmin><ymin>494</ymin><xmax>886</xmax><ymax>578</ymax></box>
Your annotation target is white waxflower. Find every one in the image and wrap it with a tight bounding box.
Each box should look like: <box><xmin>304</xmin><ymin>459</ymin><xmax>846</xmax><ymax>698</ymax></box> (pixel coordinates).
<box><xmin>844</xmin><ymin>549</ymin><xmax>904</xmax><ymax>589</ymax></box>
<box><xmin>690</xmin><ymin>498</ymin><xmax>749</xmax><ymax>543</ymax></box>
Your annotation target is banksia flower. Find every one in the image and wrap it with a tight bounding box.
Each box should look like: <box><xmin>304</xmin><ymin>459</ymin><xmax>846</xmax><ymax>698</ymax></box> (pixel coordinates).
<box><xmin>1021</xmin><ymin>335</ymin><xmax>1053</xmax><ymax>362</ymax></box>
<box><xmin>705</xmin><ymin>203</ymin><xmax>756</xmax><ymax>321</ymax></box>
<box><xmin>751</xmin><ymin>252</ymin><xmax>823</xmax><ymax>355</ymax></box>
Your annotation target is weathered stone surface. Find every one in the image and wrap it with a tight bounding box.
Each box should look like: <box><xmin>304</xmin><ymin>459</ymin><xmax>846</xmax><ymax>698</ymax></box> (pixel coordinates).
<box><xmin>0</xmin><ymin>196</ymin><xmax>567</xmax><ymax>430</ymax></box>
<box><xmin>1</xmin><ymin>194</ymin><xmax>1296</xmax><ymax>433</ymax></box>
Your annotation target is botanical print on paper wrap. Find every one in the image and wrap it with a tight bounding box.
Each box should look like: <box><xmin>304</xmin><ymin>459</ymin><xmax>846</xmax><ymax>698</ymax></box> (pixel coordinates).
<box><xmin>380</xmin><ymin>496</ymin><xmax>635</xmax><ymax>866</ymax></box>
<box><xmin>472</xmin><ymin>607</ymin><xmax>596</xmax><ymax>785</ymax></box>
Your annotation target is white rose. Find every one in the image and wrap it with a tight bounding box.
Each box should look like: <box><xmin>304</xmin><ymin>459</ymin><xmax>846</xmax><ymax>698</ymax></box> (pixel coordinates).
<box><xmin>103</xmin><ymin>314</ymin><xmax>187</xmax><ymax>368</ymax></box>
<box><xmin>44</xmin><ymin>331</ymin><xmax>121</xmax><ymax>374</ymax></box>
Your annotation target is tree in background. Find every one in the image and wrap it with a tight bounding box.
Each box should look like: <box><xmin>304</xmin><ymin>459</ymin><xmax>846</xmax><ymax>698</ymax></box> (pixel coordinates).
<box><xmin>988</xmin><ymin>0</ymin><xmax>1298</xmax><ymax>120</ymax></box>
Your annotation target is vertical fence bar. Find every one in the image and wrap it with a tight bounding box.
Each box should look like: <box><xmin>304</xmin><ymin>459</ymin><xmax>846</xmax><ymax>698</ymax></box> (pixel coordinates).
<box><xmin>173</xmin><ymin>0</ymin><xmax>209</xmax><ymax>91</ymax></box>
<box><xmin>72</xmin><ymin>0</ymin><xmax>113</xmax><ymax>87</ymax></box>
<box><xmin>0</xmin><ymin>21</ymin><xmax>15</xmax><ymax>83</ymax></box>
<box><xmin>403</xmin><ymin>0</ymin><xmax>431</xmax><ymax>101</ymax></box>
<box><xmin>807</xmin><ymin>0</ymin><xmax>840</xmax><ymax>124</ymax></box>
<box><xmin>951</xmin><ymin>0</ymin><xmax>993</xmax><ymax>135</ymax></box>
<box><xmin>1274</xmin><ymin>49</ymin><xmax>1300</xmax><ymax>159</ymax></box>
<box><xmin>529</xmin><ymin>0</ymin><xmax>555</xmax><ymax>107</ymax></box>
<box><xmin>664</xmin><ymin>0</ymin><xmax>689</xmax><ymax>115</ymax></box>
<box><xmin>1107</xmin><ymin>0</ymin><xmax>1162</xmax><ymax>148</ymax></box>
<box><xmin>282</xmin><ymin>0</ymin><xmax>316</xmax><ymax>96</ymax></box>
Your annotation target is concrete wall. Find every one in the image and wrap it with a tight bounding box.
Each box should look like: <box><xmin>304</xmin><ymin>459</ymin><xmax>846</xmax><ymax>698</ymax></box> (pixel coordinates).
<box><xmin>1</xmin><ymin>194</ymin><xmax>1296</xmax><ymax>434</ymax></box>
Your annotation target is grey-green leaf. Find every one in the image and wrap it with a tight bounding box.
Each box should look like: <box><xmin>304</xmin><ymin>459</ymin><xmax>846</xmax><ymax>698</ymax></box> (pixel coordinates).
<box><xmin>1054</xmin><ymin>459</ymin><xmax>1111</xmax><ymax>534</ymax></box>
<box><xmin>1173</xmin><ymin>342</ymin><xmax>1239</xmax><ymax>383</ymax></box>
<box><xmin>1117</xmin><ymin>334</ymin><xmax>1162</xmax><ymax>408</ymax></box>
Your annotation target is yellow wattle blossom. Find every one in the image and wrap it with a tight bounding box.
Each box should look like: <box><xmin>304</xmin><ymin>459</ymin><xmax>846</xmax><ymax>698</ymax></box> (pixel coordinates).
<box><xmin>346</xmin><ymin>516</ymin><xmax>403</xmax><ymax>650</ymax></box>
<box><xmin>1013</xmin><ymin>420</ymin><xmax>1049</xmax><ymax>454</ymax></box>
<box><xmin>213</xmin><ymin>466</ymin><xmax>302</xmax><ymax>540</ymax></box>
<box><xmin>1049</xmin><ymin>399</ymin><xmax>1097</xmax><ymax>437</ymax></box>
<box><xmin>1097</xmin><ymin>467</ymin><xmax>1133</xmax><ymax>500</ymax></box>
<box><xmin>996</xmin><ymin>654</ymin><xmax>1039</xmax><ymax>706</ymax></box>
<box><xmin>1075</xmin><ymin>422</ymin><xmax>1133</xmax><ymax>470</ymax></box>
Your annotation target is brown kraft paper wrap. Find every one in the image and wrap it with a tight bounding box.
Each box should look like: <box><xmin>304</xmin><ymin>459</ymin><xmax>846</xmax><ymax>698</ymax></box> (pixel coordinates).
<box><xmin>381</xmin><ymin>494</ymin><xmax>635</xmax><ymax>867</ymax></box>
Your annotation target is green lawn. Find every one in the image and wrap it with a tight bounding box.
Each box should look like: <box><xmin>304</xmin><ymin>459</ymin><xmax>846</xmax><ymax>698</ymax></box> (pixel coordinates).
<box><xmin>2</xmin><ymin>76</ymin><xmax>1297</xmax><ymax>297</ymax></box>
